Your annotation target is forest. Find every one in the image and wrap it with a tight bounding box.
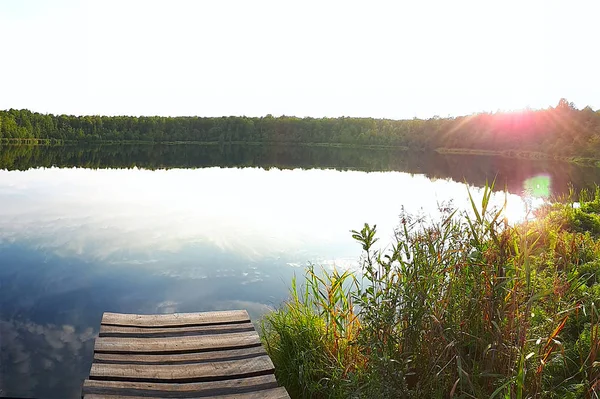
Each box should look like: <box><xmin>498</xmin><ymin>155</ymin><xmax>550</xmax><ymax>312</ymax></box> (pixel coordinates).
<box><xmin>1</xmin><ymin>99</ymin><xmax>600</xmax><ymax>159</ymax></box>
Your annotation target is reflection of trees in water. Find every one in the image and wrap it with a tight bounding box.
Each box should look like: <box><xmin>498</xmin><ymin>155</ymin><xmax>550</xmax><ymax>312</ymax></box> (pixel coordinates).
<box><xmin>1</xmin><ymin>144</ymin><xmax>598</xmax><ymax>196</ymax></box>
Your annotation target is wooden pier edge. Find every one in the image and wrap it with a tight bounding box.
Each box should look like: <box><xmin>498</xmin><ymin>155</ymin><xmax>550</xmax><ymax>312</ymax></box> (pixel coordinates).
<box><xmin>82</xmin><ymin>310</ymin><xmax>290</xmax><ymax>398</ymax></box>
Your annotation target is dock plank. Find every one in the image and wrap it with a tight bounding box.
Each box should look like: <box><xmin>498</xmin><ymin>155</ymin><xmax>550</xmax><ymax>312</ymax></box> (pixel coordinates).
<box><xmin>90</xmin><ymin>355</ymin><xmax>274</xmax><ymax>382</ymax></box>
<box><xmin>94</xmin><ymin>346</ymin><xmax>267</xmax><ymax>365</ymax></box>
<box><xmin>100</xmin><ymin>322</ymin><xmax>255</xmax><ymax>338</ymax></box>
<box><xmin>95</xmin><ymin>331</ymin><xmax>260</xmax><ymax>354</ymax></box>
<box><xmin>101</xmin><ymin>310</ymin><xmax>250</xmax><ymax>327</ymax></box>
<box><xmin>84</xmin><ymin>310</ymin><xmax>289</xmax><ymax>398</ymax></box>
<box><xmin>83</xmin><ymin>375</ymin><xmax>278</xmax><ymax>397</ymax></box>
<box><xmin>83</xmin><ymin>386</ymin><xmax>290</xmax><ymax>398</ymax></box>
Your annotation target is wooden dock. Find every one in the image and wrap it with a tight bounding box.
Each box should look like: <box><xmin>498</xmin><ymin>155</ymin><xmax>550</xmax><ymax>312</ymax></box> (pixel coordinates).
<box><xmin>82</xmin><ymin>310</ymin><xmax>290</xmax><ymax>398</ymax></box>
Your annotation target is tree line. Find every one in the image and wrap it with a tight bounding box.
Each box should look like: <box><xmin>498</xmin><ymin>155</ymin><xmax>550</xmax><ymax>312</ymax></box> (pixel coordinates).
<box><xmin>1</xmin><ymin>99</ymin><xmax>599</xmax><ymax>157</ymax></box>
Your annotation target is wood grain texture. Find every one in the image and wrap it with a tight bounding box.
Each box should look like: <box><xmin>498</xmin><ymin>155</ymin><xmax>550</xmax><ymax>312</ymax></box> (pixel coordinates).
<box><xmin>101</xmin><ymin>310</ymin><xmax>250</xmax><ymax>328</ymax></box>
<box><xmin>94</xmin><ymin>345</ymin><xmax>267</xmax><ymax>365</ymax></box>
<box><xmin>83</xmin><ymin>386</ymin><xmax>290</xmax><ymax>398</ymax></box>
<box><xmin>100</xmin><ymin>322</ymin><xmax>255</xmax><ymax>338</ymax></box>
<box><xmin>94</xmin><ymin>331</ymin><xmax>260</xmax><ymax>354</ymax></box>
<box><xmin>82</xmin><ymin>375</ymin><xmax>278</xmax><ymax>397</ymax></box>
<box><xmin>84</xmin><ymin>310</ymin><xmax>289</xmax><ymax>398</ymax></box>
<box><xmin>89</xmin><ymin>355</ymin><xmax>275</xmax><ymax>383</ymax></box>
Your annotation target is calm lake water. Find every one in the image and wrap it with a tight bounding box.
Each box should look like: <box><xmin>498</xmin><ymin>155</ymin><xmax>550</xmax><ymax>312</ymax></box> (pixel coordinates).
<box><xmin>1</xmin><ymin>144</ymin><xmax>600</xmax><ymax>398</ymax></box>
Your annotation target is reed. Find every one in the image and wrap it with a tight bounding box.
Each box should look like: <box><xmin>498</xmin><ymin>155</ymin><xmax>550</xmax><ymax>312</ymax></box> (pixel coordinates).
<box><xmin>262</xmin><ymin>184</ymin><xmax>600</xmax><ymax>398</ymax></box>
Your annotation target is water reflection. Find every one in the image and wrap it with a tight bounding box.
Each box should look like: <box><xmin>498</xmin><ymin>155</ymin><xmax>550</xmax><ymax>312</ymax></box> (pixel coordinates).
<box><xmin>0</xmin><ymin>149</ymin><xmax>598</xmax><ymax>397</ymax></box>
<box><xmin>0</xmin><ymin>167</ymin><xmax>529</xmax><ymax>262</ymax></box>
<box><xmin>2</xmin><ymin>144</ymin><xmax>600</xmax><ymax>197</ymax></box>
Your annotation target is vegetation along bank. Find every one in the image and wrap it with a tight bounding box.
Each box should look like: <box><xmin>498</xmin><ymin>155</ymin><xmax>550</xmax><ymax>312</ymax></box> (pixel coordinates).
<box><xmin>262</xmin><ymin>185</ymin><xmax>600</xmax><ymax>398</ymax></box>
<box><xmin>2</xmin><ymin>99</ymin><xmax>600</xmax><ymax>164</ymax></box>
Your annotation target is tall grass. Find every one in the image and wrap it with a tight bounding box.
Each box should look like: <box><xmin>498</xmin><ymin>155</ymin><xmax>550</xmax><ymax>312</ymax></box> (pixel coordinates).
<box><xmin>261</xmin><ymin>184</ymin><xmax>600</xmax><ymax>398</ymax></box>
<box><xmin>261</xmin><ymin>268</ymin><xmax>362</xmax><ymax>398</ymax></box>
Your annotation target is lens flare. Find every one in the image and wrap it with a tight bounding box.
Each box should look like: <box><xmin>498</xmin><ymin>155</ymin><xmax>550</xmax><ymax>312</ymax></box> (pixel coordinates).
<box><xmin>523</xmin><ymin>175</ymin><xmax>551</xmax><ymax>199</ymax></box>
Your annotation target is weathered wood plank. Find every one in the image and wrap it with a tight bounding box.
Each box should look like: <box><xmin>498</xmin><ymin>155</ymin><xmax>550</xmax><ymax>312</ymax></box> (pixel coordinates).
<box><xmin>82</xmin><ymin>375</ymin><xmax>278</xmax><ymax>397</ymax></box>
<box><xmin>85</xmin><ymin>310</ymin><xmax>288</xmax><ymax>398</ymax></box>
<box><xmin>83</xmin><ymin>386</ymin><xmax>289</xmax><ymax>398</ymax></box>
<box><xmin>99</xmin><ymin>322</ymin><xmax>254</xmax><ymax>338</ymax></box>
<box><xmin>94</xmin><ymin>345</ymin><xmax>267</xmax><ymax>365</ymax></box>
<box><xmin>89</xmin><ymin>355</ymin><xmax>275</xmax><ymax>383</ymax></box>
<box><xmin>94</xmin><ymin>331</ymin><xmax>260</xmax><ymax>354</ymax></box>
<box><xmin>101</xmin><ymin>310</ymin><xmax>250</xmax><ymax>328</ymax></box>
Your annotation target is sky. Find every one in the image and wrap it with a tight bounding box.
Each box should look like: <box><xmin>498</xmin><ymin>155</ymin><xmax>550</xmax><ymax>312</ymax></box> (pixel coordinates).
<box><xmin>0</xmin><ymin>0</ymin><xmax>598</xmax><ymax>119</ymax></box>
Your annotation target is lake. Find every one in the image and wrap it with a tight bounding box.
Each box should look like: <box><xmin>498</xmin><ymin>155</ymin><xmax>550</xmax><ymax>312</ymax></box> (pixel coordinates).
<box><xmin>1</xmin><ymin>144</ymin><xmax>600</xmax><ymax>398</ymax></box>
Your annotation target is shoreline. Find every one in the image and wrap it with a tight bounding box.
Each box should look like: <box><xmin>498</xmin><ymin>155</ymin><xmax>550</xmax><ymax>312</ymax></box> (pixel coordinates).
<box><xmin>435</xmin><ymin>147</ymin><xmax>600</xmax><ymax>167</ymax></box>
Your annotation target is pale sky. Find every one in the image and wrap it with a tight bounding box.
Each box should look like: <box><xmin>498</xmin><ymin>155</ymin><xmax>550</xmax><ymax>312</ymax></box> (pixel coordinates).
<box><xmin>0</xmin><ymin>0</ymin><xmax>598</xmax><ymax>118</ymax></box>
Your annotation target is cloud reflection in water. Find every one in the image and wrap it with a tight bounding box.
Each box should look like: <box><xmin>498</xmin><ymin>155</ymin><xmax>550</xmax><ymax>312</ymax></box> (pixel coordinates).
<box><xmin>0</xmin><ymin>166</ymin><xmax>531</xmax><ymax>398</ymax></box>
